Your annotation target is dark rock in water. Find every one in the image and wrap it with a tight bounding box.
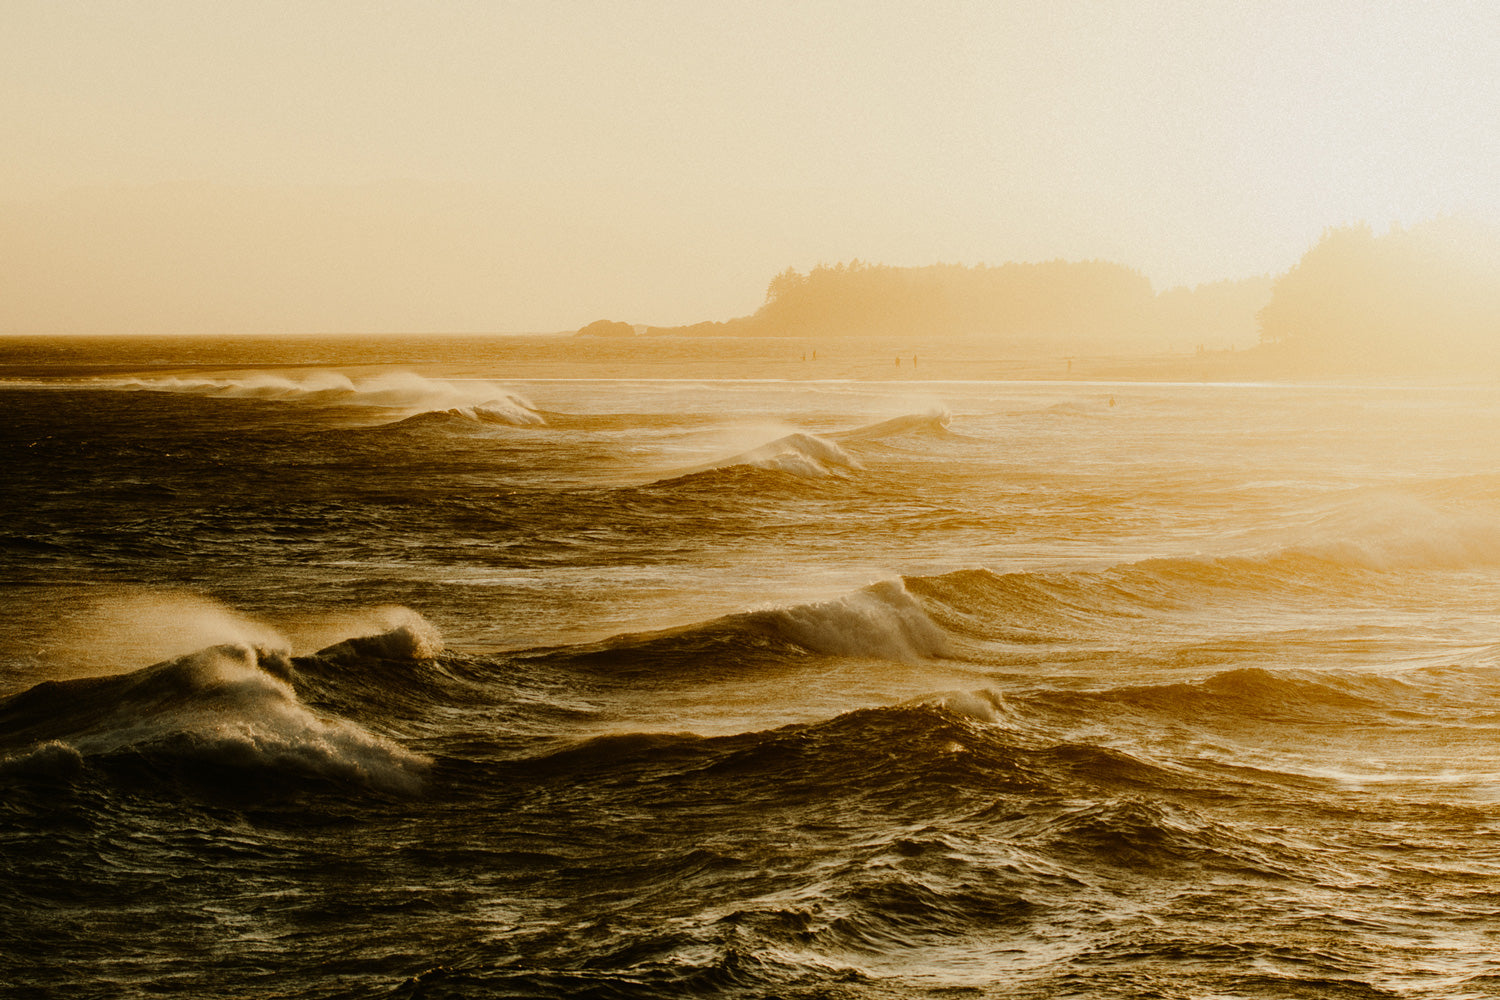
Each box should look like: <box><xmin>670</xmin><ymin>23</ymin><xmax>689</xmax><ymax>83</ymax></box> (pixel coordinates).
<box><xmin>575</xmin><ymin>319</ymin><xmax>637</xmax><ymax>337</ymax></box>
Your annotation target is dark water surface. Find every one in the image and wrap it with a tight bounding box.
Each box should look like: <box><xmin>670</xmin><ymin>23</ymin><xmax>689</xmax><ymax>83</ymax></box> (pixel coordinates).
<box><xmin>5</xmin><ymin>335</ymin><xmax>1500</xmax><ymax>998</ymax></box>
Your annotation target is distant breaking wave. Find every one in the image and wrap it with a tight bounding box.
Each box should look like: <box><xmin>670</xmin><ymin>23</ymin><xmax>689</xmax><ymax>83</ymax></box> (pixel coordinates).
<box><xmin>387</xmin><ymin>400</ymin><xmax>547</xmax><ymax>429</ymax></box>
<box><xmin>105</xmin><ymin>371</ymin><xmax>546</xmax><ymax>426</ymax></box>
<box><xmin>666</xmin><ymin>431</ymin><xmax>862</xmax><ymax>481</ymax></box>
<box><xmin>651</xmin><ymin>410</ymin><xmax>951</xmax><ymax>483</ymax></box>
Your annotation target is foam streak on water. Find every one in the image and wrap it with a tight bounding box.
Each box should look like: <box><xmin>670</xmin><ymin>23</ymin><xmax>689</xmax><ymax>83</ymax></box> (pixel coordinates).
<box><xmin>6</xmin><ymin>336</ymin><xmax>1500</xmax><ymax>998</ymax></box>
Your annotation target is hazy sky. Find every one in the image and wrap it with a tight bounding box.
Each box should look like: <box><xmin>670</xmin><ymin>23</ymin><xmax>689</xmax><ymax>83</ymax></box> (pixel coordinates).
<box><xmin>5</xmin><ymin>1</ymin><xmax>1499</xmax><ymax>334</ymax></box>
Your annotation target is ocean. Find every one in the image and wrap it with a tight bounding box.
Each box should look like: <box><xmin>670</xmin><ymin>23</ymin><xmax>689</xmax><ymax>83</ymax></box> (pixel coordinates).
<box><xmin>4</xmin><ymin>334</ymin><xmax>1500</xmax><ymax>999</ymax></box>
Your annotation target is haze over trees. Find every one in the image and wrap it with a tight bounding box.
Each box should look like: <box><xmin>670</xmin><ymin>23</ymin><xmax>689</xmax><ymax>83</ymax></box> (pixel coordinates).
<box><xmin>1256</xmin><ymin>217</ymin><xmax>1500</xmax><ymax>370</ymax></box>
<box><xmin>645</xmin><ymin>260</ymin><xmax>1270</xmax><ymax>353</ymax></box>
<box><xmin>754</xmin><ymin>260</ymin><xmax>1155</xmax><ymax>342</ymax></box>
<box><xmin>621</xmin><ymin>214</ymin><xmax>1500</xmax><ymax>377</ymax></box>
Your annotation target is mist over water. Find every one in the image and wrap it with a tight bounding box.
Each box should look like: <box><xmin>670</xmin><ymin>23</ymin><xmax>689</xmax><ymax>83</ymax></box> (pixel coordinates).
<box><xmin>6</xmin><ymin>335</ymin><xmax>1500</xmax><ymax>998</ymax></box>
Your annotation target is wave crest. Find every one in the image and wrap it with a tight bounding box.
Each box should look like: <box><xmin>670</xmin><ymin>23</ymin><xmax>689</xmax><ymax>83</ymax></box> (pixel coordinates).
<box><xmin>0</xmin><ymin>643</ymin><xmax>428</xmax><ymax>795</ymax></box>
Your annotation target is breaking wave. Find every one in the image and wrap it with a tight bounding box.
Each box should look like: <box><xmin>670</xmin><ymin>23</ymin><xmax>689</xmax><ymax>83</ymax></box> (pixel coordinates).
<box><xmin>107</xmin><ymin>371</ymin><xmax>546</xmax><ymax>425</ymax></box>
<box><xmin>661</xmin><ymin>431</ymin><xmax>862</xmax><ymax>482</ymax></box>
<box><xmin>553</xmin><ymin>578</ymin><xmax>954</xmax><ymax>676</ymax></box>
<box><xmin>650</xmin><ymin>411</ymin><xmax>953</xmax><ymax>485</ymax></box>
<box><xmin>766</xmin><ymin>579</ymin><xmax>954</xmax><ymax>660</ymax></box>
<box><xmin>0</xmin><ymin>633</ymin><xmax>433</xmax><ymax>796</ymax></box>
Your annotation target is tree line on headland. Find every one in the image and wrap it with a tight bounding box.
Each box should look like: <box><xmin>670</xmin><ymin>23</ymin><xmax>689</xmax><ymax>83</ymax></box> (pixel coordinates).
<box><xmin>581</xmin><ymin>215</ymin><xmax>1500</xmax><ymax>374</ymax></box>
<box><xmin>623</xmin><ymin>260</ymin><xmax>1270</xmax><ymax>353</ymax></box>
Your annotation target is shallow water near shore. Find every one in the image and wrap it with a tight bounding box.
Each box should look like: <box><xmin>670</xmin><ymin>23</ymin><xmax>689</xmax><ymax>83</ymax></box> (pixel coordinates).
<box><xmin>6</xmin><ymin>335</ymin><xmax>1500</xmax><ymax>998</ymax></box>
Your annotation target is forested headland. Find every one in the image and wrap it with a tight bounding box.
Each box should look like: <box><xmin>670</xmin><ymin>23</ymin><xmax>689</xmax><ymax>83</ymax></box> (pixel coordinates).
<box><xmin>639</xmin><ymin>260</ymin><xmax>1269</xmax><ymax>354</ymax></box>
<box><xmin>581</xmin><ymin>215</ymin><xmax>1500</xmax><ymax>377</ymax></box>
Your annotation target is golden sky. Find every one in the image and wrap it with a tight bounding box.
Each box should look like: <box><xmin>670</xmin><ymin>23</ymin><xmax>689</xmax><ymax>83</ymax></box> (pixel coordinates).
<box><xmin>4</xmin><ymin>1</ymin><xmax>1498</xmax><ymax>334</ymax></box>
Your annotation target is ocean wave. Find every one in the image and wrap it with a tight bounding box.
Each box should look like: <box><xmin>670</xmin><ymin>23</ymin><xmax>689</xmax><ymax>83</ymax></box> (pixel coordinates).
<box><xmin>116</xmin><ymin>370</ymin><xmax>357</xmax><ymax>400</ymax></box>
<box><xmin>904</xmin><ymin>688</ymin><xmax>1009</xmax><ymax>723</ymax></box>
<box><xmin>658</xmin><ymin>431</ymin><xmax>863</xmax><ymax>482</ymax></box>
<box><xmin>1009</xmin><ymin>398</ymin><xmax>1117</xmax><ymax>419</ymax></box>
<box><xmin>499</xmin><ymin>700</ymin><xmax>1310</xmax><ymax>895</ymax></box>
<box><xmin>1011</xmin><ymin>796</ymin><xmax>1292</xmax><ymax>875</ymax></box>
<box><xmin>109</xmin><ymin>371</ymin><xmax>546</xmax><ymax>426</ymax></box>
<box><xmin>555</xmin><ymin>579</ymin><xmax>954</xmax><ymax>675</ymax></box>
<box><xmin>314</xmin><ymin>611</ymin><xmax>445</xmax><ymax>661</ymax></box>
<box><xmin>0</xmin><ymin>640</ymin><xmax>429</xmax><ymax>795</ymax></box>
<box><xmin>8</xmin><ymin>591</ymin><xmax>449</xmax><ymax>693</ymax></box>
<box><xmin>542</xmin><ymin>519</ymin><xmax>1497</xmax><ymax>686</ymax></box>
<box><xmin>510</xmin><ymin>702</ymin><xmax>991</xmax><ymax>791</ymax></box>
<box><xmin>902</xmin><ymin>540</ymin><xmax>1448</xmax><ymax>648</ymax></box>
<box><xmin>288</xmin><ymin>616</ymin><xmax>521</xmax><ymax>730</ymax></box>
<box><xmin>647</xmin><ymin>410</ymin><xmax>953</xmax><ymax>485</ymax></box>
<box><xmin>905</xmin><ymin>559</ymin><xmax>1275</xmax><ymax>647</ymax></box>
<box><xmin>385</xmin><ymin>399</ymin><xmax>548</xmax><ymax>429</ymax></box>
<box><xmin>1054</xmin><ymin>665</ymin><xmax>1429</xmax><ymax>732</ymax></box>
<box><xmin>829</xmin><ymin>409</ymin><xmax>955</xmax><ymax>443</ymax></box>
<box><xmin>0</xmin><ymin>739</ymin><xmax>85</xmax><ymax>781</ymax></box>
<box><xmin>768</xmin><ymin>580</ymin><xmax>954</xmax><ymax>660</ymax></box>
<box><xmin>541</xmin><ymin>544</ymin><xmax>1393</xmax><ymax>681</ymax></box>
